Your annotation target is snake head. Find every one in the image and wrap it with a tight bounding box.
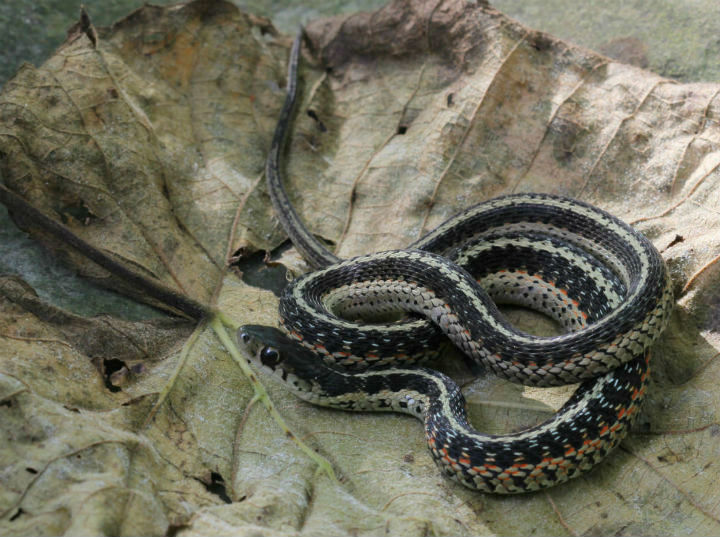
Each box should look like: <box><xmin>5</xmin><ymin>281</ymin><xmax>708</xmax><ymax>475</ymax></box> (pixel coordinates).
<box><xmin>237</xmin><ymin>324</ymin><xmax>328</xmax><ymax>396</ymax></box>
<box><xmin>236</xmin><ymin>325</ymin><xmax>288</xmax><ymax>369</ymax></box>
<box><xmin>237</xmin><ymin>324</ymin><xmax>325</xmax><ymax>375</ymax></box>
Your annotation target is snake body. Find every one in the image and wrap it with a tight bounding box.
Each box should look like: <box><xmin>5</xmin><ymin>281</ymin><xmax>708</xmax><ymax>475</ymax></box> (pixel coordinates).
<box><xmin>238</xmin><ymin>32</ymin><xmax>674</xmax><ymax>493</ymax></box>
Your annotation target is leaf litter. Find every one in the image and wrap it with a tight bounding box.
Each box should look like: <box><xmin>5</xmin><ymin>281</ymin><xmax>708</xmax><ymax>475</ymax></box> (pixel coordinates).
<box><xmin>1</xmin><ymin>0</ymin><xmax>720</xmax><ymax>535</ymax></box>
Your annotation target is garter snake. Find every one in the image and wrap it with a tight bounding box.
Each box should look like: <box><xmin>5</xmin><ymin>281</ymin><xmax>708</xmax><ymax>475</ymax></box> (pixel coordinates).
<box><xmin>238</xmin><ymin>31</ymin><xmax>674</xmax><ymax>493</ymax></box>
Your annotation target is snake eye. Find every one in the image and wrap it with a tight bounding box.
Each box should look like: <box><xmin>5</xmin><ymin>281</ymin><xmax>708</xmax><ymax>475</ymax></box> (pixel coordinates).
<box><xmin>239</xmin><ymin>331</ymin><xmax>251</xmax><ymax>345</ymax></box>
<box><xmin>260</xmin><ymin>346</ymin><xmax>281</xmax><ymax>367</ymax></box>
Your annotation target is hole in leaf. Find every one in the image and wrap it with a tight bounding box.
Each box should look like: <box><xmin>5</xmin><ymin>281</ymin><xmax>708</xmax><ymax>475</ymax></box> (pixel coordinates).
<box><xmin>166</xmin><ymin>522</ymin><xmax>191</xmax><ymax>537</ymax></box>
<box><xmin>307</xmin><ymin>109</ymin><xmax>327</xmax><ymax>132</ymax></box>
<box><xmin>666</xmin><ymin>234</ymin><xmax>684</xmax><ymax>249</ymax></box>
<box><xmin>197</xmin><ymin>472</ymin><xmax>232</xmax><ymax>504</ymax></box>
<box><xmin>233</xmin><ymin>244</ymin><xmax>291</xmax><ymax>297</ymax></box>
<box><xmin>101</xmin><ymin>358</ymin><xmax>126</xmax><ymax>393</ymax></box>
<box><xmin>59</xmin><ymin>201</ymin><xmax>95</xmax><ymax>226</ymax></box>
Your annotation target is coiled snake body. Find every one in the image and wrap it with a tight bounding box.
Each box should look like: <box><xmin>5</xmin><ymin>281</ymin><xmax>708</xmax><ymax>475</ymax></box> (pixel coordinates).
<box><xmin>237</xmin><ymin>33</ymin><xmax>674</xmax><ymax>493</ymax></box>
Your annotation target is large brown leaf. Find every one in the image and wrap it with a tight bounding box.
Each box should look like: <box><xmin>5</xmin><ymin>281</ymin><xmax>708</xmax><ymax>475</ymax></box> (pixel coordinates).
<box><xmin>1</xmin><ymin>0</ymin><xmax>719</xmax><ymax>535</ymax></box>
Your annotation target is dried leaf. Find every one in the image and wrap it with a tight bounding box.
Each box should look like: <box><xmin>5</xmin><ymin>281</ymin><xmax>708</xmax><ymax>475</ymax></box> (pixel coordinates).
<box><xmin>1</xmin><ymin>0</ymin><xmax>720</xmax><ymax>535</ymax></box>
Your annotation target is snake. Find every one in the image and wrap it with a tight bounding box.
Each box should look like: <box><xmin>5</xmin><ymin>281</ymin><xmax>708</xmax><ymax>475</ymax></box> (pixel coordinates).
<box><xmin>237</xmin><ymin>31</ymin><xmax>674</xmax><ymax>493</ymax></box>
